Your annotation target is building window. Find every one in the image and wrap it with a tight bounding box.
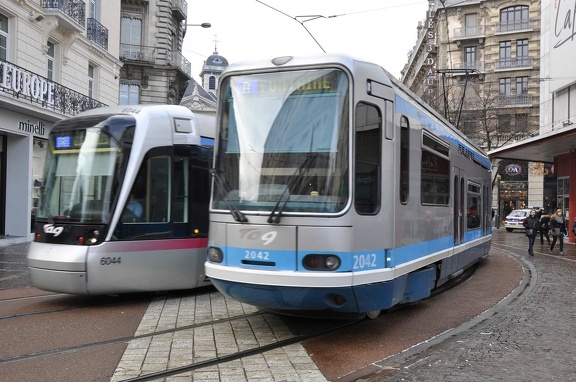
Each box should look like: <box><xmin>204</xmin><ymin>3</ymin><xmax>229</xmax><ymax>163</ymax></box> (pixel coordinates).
<box><xmin>88</xmin><ymin>65</ymin><xmax>94</xmax><ymax>98</ymax></box>
<box><xmin>499</xmin><ymin>41</ymin><xmax>511</xmax><ymax>60</ymax></box>
<box><xmin>208</xmin><ymin>75</ymin><xmax>216</xmax><ymax>90</ymax></box>
<box><xmin>464</xmin><ymin>46</ymin><xmax>476</xmax><ymax>67</ymax></box>
<box><xmin>121</xmin><ymin>15</ymin><xmax>142</xmax><ymax>45</ymax></box>
<box><xmin>120</xmin><ymin>83</ymin><xmax>140</xmax><ymax>104</ymax></box>
<box><xmin>499</xmin><ymin>78</ymin><xmax>511</xmax><ymax>95</ymax></box>
<box><xmin>517</xmin><ymin>39</ymin><xmax>529</xmax><ymax>66</ymax></box>
<box><xmin>516</xmin><ymin>77</ymin><xmax>528</xmax><ymax>95</ymax></box>
<box><xmin>515</xmin><ymin>113</ymin><xmax>529</xmax><ymax>129</ymax></box>
<box><xmin>500</xmin><ymin>5</ymin><xmax>529</xmax><ymax>30</ymax></box>
<box><xmin>0</xmin><ymin>13</ymin><xmax>7</xmax><ymax>61</ymax></box>
<box><xmin>89</xmin><ymin>0</ymin><xmax>98</xmax><ymax>19</ymax></box>
<box><xmin>47</xmin><ymin>41</ymin><xmax>55</xmax><ymax>81</ymax></box>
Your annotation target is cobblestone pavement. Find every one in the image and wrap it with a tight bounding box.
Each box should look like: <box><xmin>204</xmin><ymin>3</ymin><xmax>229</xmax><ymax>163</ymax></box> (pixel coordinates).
<box><xmin>373</xmin><ymin>230</ymin><xmax>576</xmax><ymax>382</ymax></box>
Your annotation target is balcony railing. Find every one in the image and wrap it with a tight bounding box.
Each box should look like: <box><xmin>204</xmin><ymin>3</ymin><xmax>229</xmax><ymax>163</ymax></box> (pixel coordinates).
<box><xmin>453</xmin><ymin>25</ymin><xmax>486</xmax><ymax>40</ymax></box>
<box><xmin>0</xmin><ymin>58</ymin><xmax>106</xmax><ymax>117</ymax></box>
<box><xmin>120</xmin><ymin>44</ymin><xmax>155</xmax><ymax>64</ymax></box>
<box><xmin>42</xmin><ymin>0</ymin><xmax>86</xmax><ymax>30</ymax></box>
<box><xmin>496</xmin><ymin>19</ymin><xmax>533</xmax><ymax>33</ymax></box>
<box><xmin>87</xmin><ymin>18</ymin><xmax>108</xmax><ymax>50</ymax></box>
<box><xmin>495</xmin><ymin>57</ymin><xmax>533</xmax><ymax>70</ymax></box>
<box><xmin>495</xmin><ymin>94</ymin><xmax>533</xmax><ymax>107</ymax></box>
<box><xmin>171</xmin><ymin>0</ymin><xmax>187</xmax><ymax>21</ymax></box>
<box><xmin>167</xmin><ymin>51</ymin><xmax>191</xmax><ymax>77</ymax></box>
<box><xmin>452</xmin><ymin>61</ymin><xmax>485</xmax><ymax>72</ymax></box>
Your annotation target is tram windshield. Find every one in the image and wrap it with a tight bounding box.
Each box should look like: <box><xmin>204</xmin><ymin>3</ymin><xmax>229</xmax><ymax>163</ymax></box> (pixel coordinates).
<box><xmin>36</xmin><ymin>114</ymin><xmax>134</xmax><ymax>222</ymax></box>
<box><xmin>213</xmin><ymin>68</ymin><xmax>350</xmax><ymax>214</ymax></box>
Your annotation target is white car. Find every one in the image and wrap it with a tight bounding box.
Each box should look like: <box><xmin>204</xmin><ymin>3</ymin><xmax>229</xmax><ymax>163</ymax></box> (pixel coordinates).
<box><xmin>504</xmin><ymin>208</ymin><xmax>538</xmax><ymax>232</ymax></box>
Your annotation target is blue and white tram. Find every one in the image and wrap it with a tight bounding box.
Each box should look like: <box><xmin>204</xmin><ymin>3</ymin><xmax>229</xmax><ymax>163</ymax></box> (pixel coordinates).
<box><xmin>28</xmin><ymin>105</ymin><xmax>215</xmax><ymax>295</ymax></box>
<box><xmin>205</xmin><ymin>54</ymin><xmax>492</xmax><ymax>318</ymax></box>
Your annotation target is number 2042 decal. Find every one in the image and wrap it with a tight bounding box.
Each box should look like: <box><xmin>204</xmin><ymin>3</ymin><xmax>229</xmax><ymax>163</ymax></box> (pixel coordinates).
<box><xmin>352</xmin><ymin>253</ymin><xmax>381</xmax><ymax>270</ymax></box>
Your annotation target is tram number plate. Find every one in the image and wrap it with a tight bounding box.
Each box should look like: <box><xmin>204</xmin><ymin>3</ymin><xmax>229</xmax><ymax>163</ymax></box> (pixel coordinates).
<box><xmin>244</xmin><ymin>251</ymin><xmax>270</xmax><ymax>260</ymax></box>
<box><xmin>100</xmin><ymin>257</ymin><xmax>122</xmax><ymax>265</ymax></box>
<box><xmin>353</xmin><ymin>253</ymin><xmax>377</xmax><ymax>270</ymax></box>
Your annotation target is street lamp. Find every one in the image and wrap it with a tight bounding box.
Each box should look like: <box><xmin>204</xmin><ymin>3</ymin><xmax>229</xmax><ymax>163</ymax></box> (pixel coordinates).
<box><xmin>186</xmin><ymin>23</ymin><xmax>211</xmax><ymax>28</ymax></box>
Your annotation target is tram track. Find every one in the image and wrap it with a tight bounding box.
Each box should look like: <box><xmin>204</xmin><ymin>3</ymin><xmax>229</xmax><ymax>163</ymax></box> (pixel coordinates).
<box><xmin>0</xmin><ymin>310</ymin><xmax>270</xmax><ymax>365</ymax></box>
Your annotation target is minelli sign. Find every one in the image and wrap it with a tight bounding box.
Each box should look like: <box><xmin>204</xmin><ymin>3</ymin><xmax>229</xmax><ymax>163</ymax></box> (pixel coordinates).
<box><xmin>0</xmin><ymin>61</ymin><xmax>55</xmax><ymax>105</ymax></box>
<box><xmin>18</xmin><ymin>120</ymin><xmax>46</xmax><ymax>137</ymax></box>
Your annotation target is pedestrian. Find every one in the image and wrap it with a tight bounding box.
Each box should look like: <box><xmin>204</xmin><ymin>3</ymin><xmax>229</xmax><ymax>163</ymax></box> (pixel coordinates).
<box><xmin>522</xmin><ymin>209</ymin><xmax>539</xmax><ymax>256</ymax></box>
<box><xmin>549</xmin><ymin>209</ymin><xmax>566</xmax><ymax>256</ymax></box>
<box><xmin>539</xmin><ymin>210</ymin><xmax>551</xmax><ymax>245</ymax></box>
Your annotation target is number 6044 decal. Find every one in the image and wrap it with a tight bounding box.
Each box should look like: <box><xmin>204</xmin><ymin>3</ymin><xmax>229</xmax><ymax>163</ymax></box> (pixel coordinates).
<box><xmin>100</xmin><ymin>257</ymin><xmax>122</xmax><ymax>265</ymax></box>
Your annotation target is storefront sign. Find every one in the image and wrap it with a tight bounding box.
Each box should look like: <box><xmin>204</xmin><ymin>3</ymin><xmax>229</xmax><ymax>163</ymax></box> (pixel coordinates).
<box><xmin>0</xmin><ymin>61</ymin><xmax>55</xmax><ymax>105</ymax></box>
<box><xmin>504</xmin><ymin>164</ymin><xmax>523</xmax><ymax>176</ymax></box>
<box><xmin>18</xmin><ymin>120</ymin><xmax>46</xmax><ymax>137</ymax></box>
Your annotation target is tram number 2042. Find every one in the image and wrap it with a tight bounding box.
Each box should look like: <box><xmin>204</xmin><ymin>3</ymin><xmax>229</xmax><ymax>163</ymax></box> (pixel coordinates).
<box><xmin>352</xmin><ymin>253</ymin><xmax>377</xmax><ymax>270</ymax></box>
<box><xmin>100</xmin><ymin>257</ymin><xmax>122</xmax><ymax>265</ymax></box>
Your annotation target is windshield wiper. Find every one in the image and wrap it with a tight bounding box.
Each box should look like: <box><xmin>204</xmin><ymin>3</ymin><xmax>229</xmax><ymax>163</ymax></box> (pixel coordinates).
<box><xmin>211</xmin><ymin>169</ymin><xmax>247</xmax><ymax>223</ymax></box>
<box><xmin>268</xmin><ymin>154</ymin><xmax>317</xmax><ymax>224</ymax></box>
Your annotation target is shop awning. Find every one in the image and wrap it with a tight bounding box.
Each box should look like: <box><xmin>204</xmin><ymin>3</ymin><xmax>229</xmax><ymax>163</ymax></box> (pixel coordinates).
<box><xmin>487</xmin><ymin>125</ymin><xmax>576</xmax><ymax>163</ymax></box>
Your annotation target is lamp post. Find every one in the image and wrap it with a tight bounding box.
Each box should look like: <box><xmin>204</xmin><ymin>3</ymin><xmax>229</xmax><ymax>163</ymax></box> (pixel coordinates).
<box><xmin>186</xmin><ymin>23</ymin><xmax>211</xmax><ymax>28</ymax></box>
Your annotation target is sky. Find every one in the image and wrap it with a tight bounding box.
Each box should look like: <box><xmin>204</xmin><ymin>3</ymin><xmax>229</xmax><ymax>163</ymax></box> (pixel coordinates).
<box><xmin>183</xmin><ymin>0</ymin><xmax>430</xmax><ymax>84</ymax></box>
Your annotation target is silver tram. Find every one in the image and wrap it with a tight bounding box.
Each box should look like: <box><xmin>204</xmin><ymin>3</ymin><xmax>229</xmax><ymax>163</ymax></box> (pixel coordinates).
<box><xmin>28</xmin><ymin>105</ymin><xmax>214</xmax><ymax>295</ymax></box>
<box><xmin>205</xmin><ymin>54</ymin><xmax>492</xmax><ymax>318</ymax></box>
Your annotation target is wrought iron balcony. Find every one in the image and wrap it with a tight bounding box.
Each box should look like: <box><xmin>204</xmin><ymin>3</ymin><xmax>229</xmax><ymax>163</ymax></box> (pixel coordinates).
<box><xmin>171</xmin><ymin>0</ymin><xmax>188</xmax><ymax>21</ymax></box>
<box><xmin>452</xmin><ymin>61</ymin><xmax>485</xmax><ymax>73</ymax></box>
<box><xmin>496</xmin><ymin>19</ymin><xmax>533</xmax><ymax>33</ymax></box>
<box><xmin>87</xmin><ymin>18</ymin><xmax>108</xmax><ymax>50</ymax></box>
<box><xmin>495</xmin><ymin>94</ymin><xmax>533</xmax><ymax>107</ymax></box>
<box><xmin>453</xmin><ymin>25</ymin><xmax>486</xmax><ymax>40</ymax></box>
<box><xmin>167</xmin><ymin>51</ymin><xmax>191</xmax><ymax>78</ymax></box>
<box><xmin>0</xmin><ymin>58</ymin><xmax>106</xmax><ymax>117</ymax></box>
<box><xmin>120</xmin><ymin>44</ymin><xmax>155</xmax><ymax>64</ymax></box>
<box><xmin>41</xmin><ymin>0</ymin><xmax>86</xmax><ymax>30</ymax></box>
<box><xmin>495</xmin><ymin>57</ymin><xmax>533</xmax><ymax>70</ymax></box>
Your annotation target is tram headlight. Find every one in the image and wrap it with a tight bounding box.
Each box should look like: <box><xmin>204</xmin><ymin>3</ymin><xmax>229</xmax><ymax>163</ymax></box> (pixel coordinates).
<box><xmin>325</xmin><ymin>256</ymin><xmax>340</xmax><ymax>270</ymax></box>
<box><xmin>303</xmin><ymin>254</ymin><xmax>341</xmax><ymax>271</ymax></box>
<box><xmin>86</xmin><ymin>229</ymin><xmax>100</xmax><ymax>245</ymax></box>
<box><xmin>207</xmin><ymin>247</ymin><xmax>223</xmax><ymax>263</ymax></box>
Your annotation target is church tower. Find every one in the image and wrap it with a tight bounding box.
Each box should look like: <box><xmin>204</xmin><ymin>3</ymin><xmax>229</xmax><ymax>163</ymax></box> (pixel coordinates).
<box><xmin>199</xmin><ymin>37</ymin><xmax>228</xmax><ymax>95</ymax></box>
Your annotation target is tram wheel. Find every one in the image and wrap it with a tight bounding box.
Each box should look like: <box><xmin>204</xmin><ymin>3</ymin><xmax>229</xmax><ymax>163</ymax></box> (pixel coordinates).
<box><xmin>365</xmin><ymin>310</ymin><xmax>381</xmax><ymax>319</ymax></box>
<box><xmin>506</xmin><ymin>228</ymin><xmax>513</xmax><ymax>232</ymax></box>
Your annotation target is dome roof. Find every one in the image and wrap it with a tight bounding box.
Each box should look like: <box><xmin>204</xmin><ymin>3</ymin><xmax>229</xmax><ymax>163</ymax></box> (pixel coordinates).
<box><xmin>203</xmin><ymin>50</ymin><xmax>228</xmax><ymax>72</ymax></box>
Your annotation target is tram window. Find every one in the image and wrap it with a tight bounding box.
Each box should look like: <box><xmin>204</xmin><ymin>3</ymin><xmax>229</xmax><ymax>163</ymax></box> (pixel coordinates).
<box><xmin>400</xmin><ymin>116</ymin><xmax>409</xmax><ymax>204</ymax></box>
<box><xmin>421</xmin><ymin>132</ymin><xmax>450</xmax><ymax>206</ymax></box>
<box><xmin>467</xmin><ymin>182</ymin><xmax>481</xmax><ymax>229</ymax></box>
<box><xmin>355</xmin><ymin>102</ymin><xmax>381</xmax><ymax>214</ymax></box>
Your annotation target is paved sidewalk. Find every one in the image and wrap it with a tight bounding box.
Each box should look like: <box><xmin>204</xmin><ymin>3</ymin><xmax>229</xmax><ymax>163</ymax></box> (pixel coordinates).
<box><xmin>372</xmin><ymin>230</ymin><xmax>576</xmax><ymax>381</ymax></box>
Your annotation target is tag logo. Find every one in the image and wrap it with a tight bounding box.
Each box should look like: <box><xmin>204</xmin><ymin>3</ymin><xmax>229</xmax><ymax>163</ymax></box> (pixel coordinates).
<box><xmin>44</xmin><ymin>224</ymin><xmax>64</xmax><ymax>237</ymax></box>
<box><xmin>239</xmin><ymin>228</ymin><xmax>278</xmax><ymax>245</ymax></box>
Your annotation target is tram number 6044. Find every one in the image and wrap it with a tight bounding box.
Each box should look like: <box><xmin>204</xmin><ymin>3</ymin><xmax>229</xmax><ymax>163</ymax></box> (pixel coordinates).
<box><xmin>353</xmin><ymin>253</ymin><xmax>377</xmax><ymax>270</ymax></box>
<box><xmin>100</xmin><ymin>257</ymin><xmax>122</xmax><ymax>265</ymax></box>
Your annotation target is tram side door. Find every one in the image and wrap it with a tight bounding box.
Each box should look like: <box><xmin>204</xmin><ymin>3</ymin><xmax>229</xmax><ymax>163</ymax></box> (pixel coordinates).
<box><xmin>453</xmin><ymin>167</ymin><xmax>465</xmax><ymax>245</ymax></box>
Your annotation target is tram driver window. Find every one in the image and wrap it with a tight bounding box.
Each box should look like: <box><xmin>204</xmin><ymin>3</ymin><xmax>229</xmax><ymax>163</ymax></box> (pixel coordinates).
<box><xmin>354</xmin><ymin>102</ymin><xmax>381</xmax><ymax>214</ymax></box>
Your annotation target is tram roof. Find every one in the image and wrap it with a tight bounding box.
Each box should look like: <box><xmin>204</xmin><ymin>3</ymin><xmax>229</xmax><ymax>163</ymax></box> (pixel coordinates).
<box><xmin>487</xmin><ymin>125</ymin><xmax>576</xmax><ymax>163</ymax></box>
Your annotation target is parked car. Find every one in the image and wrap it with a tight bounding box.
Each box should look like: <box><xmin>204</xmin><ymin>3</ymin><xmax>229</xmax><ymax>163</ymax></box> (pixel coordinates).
<box><xmin>504</xmin><ymin>208</ymin><xmax>540</xmax><ymax>232</ymax></box>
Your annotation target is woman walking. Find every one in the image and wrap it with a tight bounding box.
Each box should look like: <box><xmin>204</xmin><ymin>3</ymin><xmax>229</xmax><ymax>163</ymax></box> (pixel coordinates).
<box><xmin>549</xmin><ymin>209</ymin><xmax>567</xmax><ymax>256</ymax></box>
<box><xmin>522</xmin><ymin>209</ymin><xmax>539</xmax><ymax>256</ymax></box>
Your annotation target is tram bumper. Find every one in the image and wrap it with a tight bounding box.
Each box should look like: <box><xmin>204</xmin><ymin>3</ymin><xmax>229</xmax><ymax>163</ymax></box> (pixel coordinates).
<box><xmin>27</xmin><ymin>242</ymin><xmax>88</xmax><ymax>294</ymax></box>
